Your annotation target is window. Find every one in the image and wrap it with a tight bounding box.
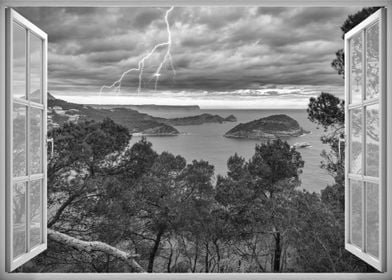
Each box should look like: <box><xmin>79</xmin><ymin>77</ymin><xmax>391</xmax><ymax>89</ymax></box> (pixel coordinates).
<box><xmin>5</xmin><ymin>9</ymin><xmax>48</xmax><ymax>272</ymax></box>
<box><xmin>344</xmin><ymin>9</ymin><xmax>386</xmax><ymax>271</ymax></box>
<box><xmin>0</xmin><ymin>0</ymin><xmax>392</xmax><ymax>279</ymax></box>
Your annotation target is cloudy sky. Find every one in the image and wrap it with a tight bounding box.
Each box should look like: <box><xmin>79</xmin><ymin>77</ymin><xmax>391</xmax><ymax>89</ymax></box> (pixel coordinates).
<box><xmin>17</xmin><ymin>6</ymin><xmax>363</xmax><ymax>108</ymax></box>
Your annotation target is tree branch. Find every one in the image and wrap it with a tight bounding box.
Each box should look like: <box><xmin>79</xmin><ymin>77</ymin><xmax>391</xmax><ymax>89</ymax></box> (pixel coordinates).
<box><xmin>48</xmin><ymin>193</ymin><xmax>80</xmax><ymax>228</ymax></box>
<box><xmin>47</xmin><ymin>229</ymin><xmax>145</xmax><ymax>272</ymax></box>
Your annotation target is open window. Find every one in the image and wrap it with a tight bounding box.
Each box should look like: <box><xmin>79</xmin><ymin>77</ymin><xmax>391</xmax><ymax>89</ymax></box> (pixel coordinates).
<box><xmin>5</xmin><ymin>9</ymin><xmax>48</xmax><ymax>271</ymax></box>
<box><xmin>0</xmin><ymin>3</ymin><xmax>391</xmax><ymax>278</ymax></box>
<box><xmin>344</xmin><ymin>8</ymin><xmax>386</xmax><ymax>271</ymax></box>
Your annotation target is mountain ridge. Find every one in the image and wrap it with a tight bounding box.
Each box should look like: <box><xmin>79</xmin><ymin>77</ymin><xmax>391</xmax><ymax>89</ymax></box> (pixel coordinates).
<box><xmin>48</xmin><ymin>93</ymin><xmax>237</xmax><ymax>135</ymax></box>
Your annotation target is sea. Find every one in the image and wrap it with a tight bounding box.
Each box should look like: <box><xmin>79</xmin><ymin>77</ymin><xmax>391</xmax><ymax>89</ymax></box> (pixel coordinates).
<box><xmin>129</xmin><ymin>108</ymin><xmax>335</xmax><ymax>193</ymax></box>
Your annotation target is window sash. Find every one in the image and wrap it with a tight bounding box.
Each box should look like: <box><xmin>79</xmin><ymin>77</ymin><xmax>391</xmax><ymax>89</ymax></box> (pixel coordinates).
<box><xmin>5</xmin><ymin>8</ymin><xmax>48</xmax><ymax>272</ymax></box>
<box><xmin>344</xmin><ymin>8</ymin><xmax>387</xmax><ymax>271</ymax></box>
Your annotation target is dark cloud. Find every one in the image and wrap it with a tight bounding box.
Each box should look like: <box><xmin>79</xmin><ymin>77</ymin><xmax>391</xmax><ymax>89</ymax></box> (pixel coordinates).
<box><xmin>14</xmin><ymin>6</ymin><xmax>364</xmax><ymax>96</ymax></box>
<box><xmin>132</xmin><ymin>9</ymin><xmax>163</xmax><ymax>28</ymax></box>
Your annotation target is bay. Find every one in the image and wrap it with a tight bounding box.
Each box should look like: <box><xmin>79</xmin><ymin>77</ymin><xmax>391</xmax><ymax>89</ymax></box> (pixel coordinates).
<box><xmin>129</xmin><ymin>108</ymin><xmax>335</xmax><ymax>193</ymax></box>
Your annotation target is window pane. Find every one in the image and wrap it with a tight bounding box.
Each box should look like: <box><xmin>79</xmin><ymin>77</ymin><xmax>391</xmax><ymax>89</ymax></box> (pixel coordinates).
<box><xmin>13</xmin><ymin>104</ymin><xmax>27</xmax><ymax>177</ymax></box>
<box><xmin>351</xmin><ymin>180</ymin><xmax>362</xmax><ymax>248</ymax></box>
<box><xmin>30</xmin><ymin>180</ymin><xmax>42</xmax><ymax>249</ymax></box>
<box><xmin>350</xmin><ymin>108</ymin><xmax>362</xmax><ymax>174</ymax></box>
<box><xmin>366</xmin><ymin>182</ymin><xmax>379</xmax><ymax>258</ymax></box>
<box><xmin>30</xmin><ymin>108</ymin><xmax>42</xmax><ymax>174</ymax></box>
<box><xmin>13</xmin><ymin>182</ymin><xmax>26</xmax><ymax>259</ymax></box>
<box><xmin>366</xmin><ymin>22</ymin><xmax>380</xmax><ymax>100</ymax></box>
<box><xmin>12</xmin><ymin>23</ymin><xmax>26</xmax><ymax>100</ymax></box>
<box><xmin>366</xmin><ymin>104</ymin><xmax>379</xmax><ymax>177</ymax></box>
<box><xmin>350</xmin><ymin>32</ymin><xmax>363</xmax><ymax>104</ymax></box>
<box><xmin>29</xmin><ymin>34</ymin><xmax>42</xmax><ymax>103</ymax></box>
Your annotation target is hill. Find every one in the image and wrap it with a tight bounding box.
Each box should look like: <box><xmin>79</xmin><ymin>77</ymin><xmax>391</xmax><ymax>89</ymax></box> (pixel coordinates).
<box><xmin>90</xmin><ymin>104</ymin><xmax>200</xmax><ymax>111</ymax></box>
<box><xmin>161</xmin><ymin>113</ymin><xmax>237</xmax><ymax>126</ymax></box>
<box><xmin>48</xmin><ymin>93</ymin><xmax>237</xmax><ymax>135</ymax></box>
<box><xmin>48</xmin><ymin>94</ymin><xmax>179</xmax><ymax>136</ymax></box>
<box><xmin>224</xmin><ymin>114</ymin><xmax>309</xmax><ymax>140</ymax></box>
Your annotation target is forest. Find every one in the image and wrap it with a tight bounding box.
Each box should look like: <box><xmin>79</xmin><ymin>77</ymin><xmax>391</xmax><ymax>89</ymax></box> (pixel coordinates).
<box><xmin>16</xmin><ymin>91</ymin><xmax>374</xmax><ymax>273</ymax></box>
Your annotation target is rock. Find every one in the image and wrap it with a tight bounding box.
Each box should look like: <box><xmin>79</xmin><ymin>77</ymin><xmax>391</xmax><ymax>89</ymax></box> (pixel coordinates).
<box><xmin>224</xmin><ymin>115</ymin><xmax>237</xmax><ymax>122</ymax></box>
<box><xmin>224</xmin><ymin>114</ymin><xmax>310</xmax><ymax>140</ymax></box>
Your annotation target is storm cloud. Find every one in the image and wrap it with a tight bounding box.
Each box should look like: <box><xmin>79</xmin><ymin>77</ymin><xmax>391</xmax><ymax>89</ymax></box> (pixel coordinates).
<box><xmin>15</xmin><ymin>6</ymin><xmax>364</xmax><ymax>107</ymax></box>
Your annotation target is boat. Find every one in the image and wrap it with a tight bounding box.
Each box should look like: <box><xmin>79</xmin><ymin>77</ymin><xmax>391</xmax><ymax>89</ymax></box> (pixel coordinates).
<box><xmin>292</xmin><ymin>142</ymin><xmax>312</xmax><ymax>149</ymax></box>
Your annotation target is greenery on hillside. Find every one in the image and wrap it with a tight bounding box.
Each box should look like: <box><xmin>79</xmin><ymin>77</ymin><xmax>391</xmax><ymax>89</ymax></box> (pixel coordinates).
<box><xmin>18</xmin><ymin>116</ymin><xmax>373</xmax><ymax>273</ymax></box>
<box><xmin>48</xmin><ymin>95</ymin><xmax>179</xmax><ymax>135</ymax></box>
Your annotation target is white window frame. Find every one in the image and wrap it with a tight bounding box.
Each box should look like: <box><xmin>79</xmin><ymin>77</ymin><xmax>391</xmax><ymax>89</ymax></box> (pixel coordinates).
<box><xmin>344</xmin><ymin>8</ymin><xmax>387</xmax><ymax>271</ymax></box>
<box><xmin>5</xmin><ymin>8</ymin><xmax>48</xmax><ymax>272</ymax></box>
<box><xmin>0</xmin><ymin>0</ymin><xmax>391</xmax><ymax>279</ymax></box>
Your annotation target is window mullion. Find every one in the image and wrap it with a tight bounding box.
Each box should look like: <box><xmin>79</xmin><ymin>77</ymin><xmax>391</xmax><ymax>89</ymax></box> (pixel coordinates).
<box><xmin>361</xmin><ymin>28</ymin><xmax>367</xmax><ymax>253</ymax></box>
<box><xmin>25</xmin><ymin>30</ymin><xmax>31</xmax><ymax>253</ymax></box>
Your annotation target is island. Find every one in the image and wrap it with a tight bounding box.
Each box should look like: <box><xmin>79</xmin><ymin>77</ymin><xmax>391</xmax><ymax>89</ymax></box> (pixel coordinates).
<box><xmin>224</xmin><ymin>114</ymin><xmax>310</xmax><ymax>140</ymax></box>
<box><xmin>161</xmin><ymin>113</ymin><xmax>237</xmax><ymax>126</ymax></box>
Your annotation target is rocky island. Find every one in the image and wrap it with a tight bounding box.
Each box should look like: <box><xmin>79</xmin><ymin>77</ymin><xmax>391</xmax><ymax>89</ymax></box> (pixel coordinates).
<box><xmin>161</xmin><ymin>113</ymin><xmax>237</xmax><ymax>126</ymax></box>
<box><xmin>224</xmin><ymin>114</ymin><xmax>310</xmax><ymax>140</ymax></box>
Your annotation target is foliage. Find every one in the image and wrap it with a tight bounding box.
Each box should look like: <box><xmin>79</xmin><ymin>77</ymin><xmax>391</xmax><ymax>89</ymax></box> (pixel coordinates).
<box><xmin>306</xmin><ymin>7</ymin><xmax>383</xmax><ymax>270</ymax></box>
<box><xmin>19</xmin><ymin>111</ymin><xmax>377</xmax><ymax>273</ymax></box>
<box><xmin>331</xmin><ymin>7</ymin><xmax>380</xmax><ymax>77</ymax></box>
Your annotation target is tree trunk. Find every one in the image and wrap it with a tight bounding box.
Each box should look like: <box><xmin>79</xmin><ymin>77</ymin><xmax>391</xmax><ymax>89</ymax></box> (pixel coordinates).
<box><xmin>47</xmin><ymin>229</ymin><xmax>144</xmax><ymax>272</ymax></box>
<box><xmin>204</xmin><ymin>242</ymin><xmax>209</xmax><ymax>273</ymax></box>
<box><xmin>167</xmin><ymin>242</ymin><xmax>173</xmax><ymax>273</ymax></box>
<box><xmin>192</xmin><ymin>238</ymin><xmax>199</xmax><ymax>273</ymax></box>
<box><xmin>48</xmin><ymin>192</ymin><xmax>79</xmax><ymax>227</ymax></box>
<box><xmin>213</xmin><ymin>240</ymin><xmax>221</xmax><ymax>272</ymax></box>
<box><xmin>273</xmin><ymin>232</ymin><xmax>282</xmax><ymax>272</ymax></box>
<box><xmin>147</xmin><ymin>227</ymin><xmax>165</xmax><ymax>273</ymax></box>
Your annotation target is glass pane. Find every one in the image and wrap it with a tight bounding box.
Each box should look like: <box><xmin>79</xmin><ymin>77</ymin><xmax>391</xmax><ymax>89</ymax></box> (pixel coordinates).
<box><xmin>13</xmin><ymin>23</ymin><xmax>26</xmax><ymax>100</ymax></box>
<box><xmin>13</xmin><ymin>182</ymin><xmax>26</xmax><ymax>259</ymax></box>
<box><xmin>29</xmin><ymin>34</ymin><xmax>42</xmax><ymax>103</ymax></box>
<box><xmin>351</xmin><ymin>180</ymin><xmax>362</xmax><ymax>248</ymax></box>
<box><xmin>366</xmin><ymin>22</ymin><xmax>380</xmax><ymax>100</ymax></box>
<box><xmin>350</xmin><ymin>32</ymin><xmax>363</xmax><ymax>104</ymax></box>
<box><xmin>30</xmin><ymin>180</ymin><xmax>42</xmax><ymax>249</ymax></box>
<box><xmin>350</xmin><ymin>108</ymin><xmax>362</xmax><ymax>174</ymax></box>
<box><xmin>366</xmin><ymin>182</ymin><xmax>379</xmax><ymax>258</ymax></box>
<box><xmin>12</xmin><ymin>23</ymin><xmax>26</xmax><ymax>99</ymax></box>
<box><xmin>366</xmin><ymin>104</ymin><xmax>379</xmax><ymax>177</ymax></box>
<box><xmin>13</xmin><ymin>104</ymin><xmax>27</xmax><ymax>177</ymax></box>
<box><xmin>30</xmin><ymin>108</ymin><xmax>42</xmax><ymax>174</ymax></box>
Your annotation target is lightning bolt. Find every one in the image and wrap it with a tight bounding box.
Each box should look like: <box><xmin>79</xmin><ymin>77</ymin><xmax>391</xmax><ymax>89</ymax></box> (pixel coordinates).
<box><xmin>100</xmin><ymin>7</ymin><xmax>175</xmax><ymax>95</ymax></box>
